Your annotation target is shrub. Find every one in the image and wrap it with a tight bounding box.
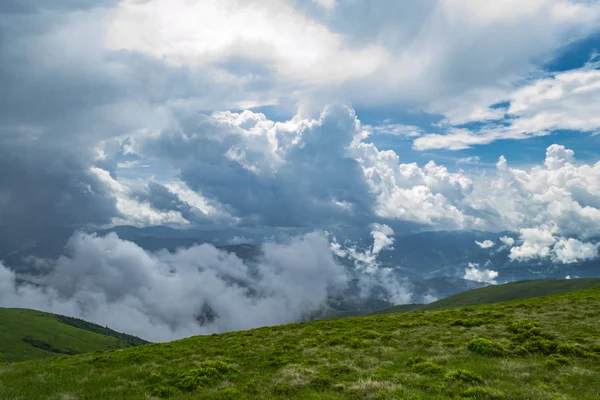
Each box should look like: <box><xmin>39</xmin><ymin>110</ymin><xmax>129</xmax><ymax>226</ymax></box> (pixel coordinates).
<box><xmin>406</xmin><ymin>357</ymin><xmax>426</xmax><ymax>367</ymax></box>
<box><xmin>147</xmin><ymin>360</ymin><xmax>238</xmax><ymax>396</ymax></box>
<box><xmin>545</xmin><ymin>354</ymin><xmax>571</xmax><ymax>370</ymax></box>
<box><xmin>467</xmin><ymin>338</ymin><xmax>508</xmax><ymax>357</ymax></box>
<box><xmin>556</xmin><ymin>343</ymin><xmax>586</xmax><ymax>357</ymax></box>
<box><xmin>507</xmin><ymin>321</ymin><xmax>543</xmax><ymax>337</ymax></box>
<box><xmin>444</xmin><ymin>369</ymin><xmax>484</xmax><ymax>384</ymax></box>
<box><xmin>272</xmin><ymin>383</ymin><xmax>297</xmax><ymax>395</ymax></box>
<box><xmin>521</xmin><ymin>337</ymin><xmax>557</xmax><ymax>355</ymax></box>
<box><xmin>461</xmin><ymin>387</ymin><xmax>506</xmax><ymax>399</ymax></box>
<box><xmin>412</xmin><ymin>361</ymin><xmax>443</xmax><ymax>375</ymax></box>
<box><xmin>215</xmin><ymin>387</ymin><xmax>241</xmax><ymax>399</ymax></box>
<box><xmin>310</xmin><ymin>375</ymin><xmax>333</xmax><ymax>391</ymax></box>
<box><xmin>451</xmin><ymin>318</ymin><xmax>486</xmax><ymax>327</ymax></box>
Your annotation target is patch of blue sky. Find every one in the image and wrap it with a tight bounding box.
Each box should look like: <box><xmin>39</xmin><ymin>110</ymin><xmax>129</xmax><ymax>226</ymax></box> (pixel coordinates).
<box><xmin>544</xmin><ymin>31</ymin><xmax>600</xmax><ymax>72</ymax></box>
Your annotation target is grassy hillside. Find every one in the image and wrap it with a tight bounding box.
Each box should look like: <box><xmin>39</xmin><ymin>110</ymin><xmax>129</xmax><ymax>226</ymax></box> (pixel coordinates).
<box><xmin>2</xmin><ymin>287</ymin><xmax>600</xmax><ymax>399</ymax></box>
<box><xmin>374</xmin><ymin>278</ymin><xmax>600</xmax><ymax>315</ymax></box>
<box><xmin>0</xmin><ymin>308</ymin><xmax>149</xmax><ymax>363</ymax></box>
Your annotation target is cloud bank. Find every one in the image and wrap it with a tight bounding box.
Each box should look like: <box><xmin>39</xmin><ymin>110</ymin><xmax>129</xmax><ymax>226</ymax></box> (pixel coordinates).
<box><xmin>1</xmin><ymin>232</ymin><xmax>350</xmax><ymax>342</ymax></box>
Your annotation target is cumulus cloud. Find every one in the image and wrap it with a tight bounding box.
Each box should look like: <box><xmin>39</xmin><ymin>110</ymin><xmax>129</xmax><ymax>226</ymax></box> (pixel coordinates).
<box><xmin>499</xmin><ymin>236</ymin><xmax>516</xmax><ymax>247</ymax></box>
<box><xmin>508</xmin><ymin>227</ymin><xmax>599</xmax><ymax>264</ymax></box>
<box><xmin>466</xmin><ymin>145</ymin><xmax>600</xmax><ymax>237</ymax></box>
<box><xmin>475</xmin><ymin>240</ymin><xmax>495</xmax><ymax>249</ymax></box>
<box><xmin>509</xmin><ymin>227</ymin><xmax>558</xmax><ymax>261</ymax></box>
<box><xmin>552</xmin><ymin>238</ymin><xmax>599</xmax><ymax>264</ymax></box>
<box><xmin>371</xmin><ymin>223</ymin><xmax>395</xmax><ymax>255</ymax></box>
<box><xmin>0</xmin><ymin>232</ymin><xmax>349</xmax><ymax>341</ymax></box>
<box><xmin>463</xmin><ymin>262</ymin><xmax>498</xmax><ymax>284</ymax></box>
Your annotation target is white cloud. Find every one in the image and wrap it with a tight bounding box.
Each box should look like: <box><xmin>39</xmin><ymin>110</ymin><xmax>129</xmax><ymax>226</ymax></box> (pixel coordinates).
<box><xmin>508</xmin><ymin>227</ymin><xmax>599</xmax><ymax>264</ymax></box>
<box><xmin>352</xmin><ymin>141</ymin><xmax>479</xmax><ymax>229</ymax></box>
<box><xmin>0</xmin><ymin>231</ymin><xmax>348</xmax><ymax>341</ymax></box>
<box><xmin>370</xmin><ymin>223</ymin><xmax>395</xmax><ymax>255</ymax></box>
<box><xmin>364</xmin><ymin>123</ymin><xmax>423</xmax><ymax>138</ymax></box>
<box><xmin>463</xmin><ymin>262</ymin><xmax>498</xmax><ymax>284</ymax></box>
<box><xmin>108</xmin><ymin>0</ymin><xmax>386</xmax><ymax>87</ymax></box>
<box><xmin>509</xmin><ymin>226</ymin><xmax>557</xmax><ymax>261</ymax></box>
<box><xmin>552</xmin><ymin>238</ymin><xmax>599</xmax><ymax>264</ymax></box>
<box><xmin>104</xmin><ymin>0</ymin><xmax>600</xmax><ymax>111</ymax></box>
<box><xmin>416</xmin><ymin>65</ymin><xmax>600</xmax><ymax>151</ymax></box>
<box><xmin>466</xmin><ymin>145</ymin><xmax>600</xmax><ymax>237</ymax></box>
<box><xmin>475</xmin><ymin>240</ymin><xmax>495</xmax><ymax>249</ymax></box>
<box><xmin>91</xmin><ymin>167</ymin><xmax>189</xmax><ymax>227</ymax></box>
<box><xmin>499</xmin><ymin>236</ymin><xmax>515</xmax><ymax>246</ymax></box>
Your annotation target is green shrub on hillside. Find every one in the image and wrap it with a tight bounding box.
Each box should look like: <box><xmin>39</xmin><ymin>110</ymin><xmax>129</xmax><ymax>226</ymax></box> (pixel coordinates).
<box><xmin>545</xmin><ymin>354</ymin><xmax>571</xmax><ymax>369</ymax></box>
<box><xmin>412</xmin><ymin>361</ymin><xmax>444</xmax><ymax>375</ymax></box>
<box><xmin>444</xmin><ymin>369</ymin><xmax>484</xmax><ymax>385</ymax></box>
<box><xmin>467</xmin><ymin>338</ymin><xmax>508</xmax><ymax>357</ymax></box>
<box><xmin>461</xmin><ymin>386</ymin><xmax>506</xmax><ymax>399</ymax></box>
<box><xmin>451</xmin><ymin>318</ymin><xmax>486</xmax><ymax>327</ymax></box>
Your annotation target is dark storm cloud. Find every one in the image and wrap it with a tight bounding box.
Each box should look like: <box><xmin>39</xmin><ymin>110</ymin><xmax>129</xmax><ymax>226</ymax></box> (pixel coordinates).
<box><xmin>142</xmin><ymin>105</ymin><xmax>376</xmax><ymax>228</ymax></box>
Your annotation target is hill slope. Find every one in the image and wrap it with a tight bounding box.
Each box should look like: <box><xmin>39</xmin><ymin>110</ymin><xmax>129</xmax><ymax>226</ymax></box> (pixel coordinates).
<box><xmin>2</xmin><ymin>288</ymin><xmax>600</xmax><ymax>399</ymax></box>
<box><xmin>0</xmin><ymin>308</ymin><xmax>149</xmax><ymax>362</ymax></box>
<box><xmin>373</xmin><ymin>277</ymin><xmax>600</xmax><ymax>315</ymax></box>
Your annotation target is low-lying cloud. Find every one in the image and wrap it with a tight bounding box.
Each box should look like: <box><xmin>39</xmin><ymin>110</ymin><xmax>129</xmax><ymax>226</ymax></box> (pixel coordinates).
<box><xmin>463</xmin><ymin>262</ymin><xmax>498</xmax><ymax>284</ymax></box>
<box><xmin>0</xmin><ymin>232</ymin><xmax>350</xmax><ymax>342</ymax></box>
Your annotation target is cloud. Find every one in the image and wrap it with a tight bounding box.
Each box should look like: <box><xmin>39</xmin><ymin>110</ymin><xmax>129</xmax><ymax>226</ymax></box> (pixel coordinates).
<box><xmin>107</xmin><ymin>0</ymin><xmax>387</xmax><ymax>87</ymax></box>
<box><xmin>0</xmin><ymin>232</ymin><xmax>349</xmax><ymax>342</ymax></box>
<box><xmin>463</xmin><ymin>262</ymin><xmax>498</xmax><ymax>284</ymax></box>
<box><xmin>364</xmin><ymin>123</ymin><xmax>423</xmax><ymax>138</ymax></box>
<box><xmin>371</xmin><ymin>224</ymin><xmax>395</xmax><ymax>255</ymax></box>
<box><xmin>552</xmin><ymin>238</ymin><xmax>599</xmax><ymax>264</ymax></box>
<box><xmin>466</xmin><ymin>145</ymin><xmax>600</xmax><ymax>237</ymax></box>
<box><xmin>475</xmin><ymin>240</ymin><xmax>495</xmax><ymax>249</ymax></box>
<box><xmin>415</xmin><ymin>64</ymin><xmax>600</xmax><ymax>151</ymax></box>
<box><xmin>90</xmin><ymin>167</ymin><xmax>189</xmax><ymax>227</ymax></box>
<box><xmin>499</xmin><ymin>236</ymin><xmax>516</xmax><ymax>246</ymax></box>
<box><xmin>140</xmin><ymin>105</ymin><xmax>375</xmax><ymax>228</ymax></box>
<box><xmin>352</xmin><ymin>141</ymin><xmax>479</xmax><ymax>229</ymax></box>
<box><xmin>105</xmin><ymin>0</ymin><xmax>600</xmax><ymax>110</ymax></box>
<box><xmin>508</xmin><ymin>226</ymin><xmax>599</xmax><ymax>264</ymax></box>
<box><xmin>509</xmin><ymin>227</ymin><xmax>557</xmax><ymax>261</ymax></box>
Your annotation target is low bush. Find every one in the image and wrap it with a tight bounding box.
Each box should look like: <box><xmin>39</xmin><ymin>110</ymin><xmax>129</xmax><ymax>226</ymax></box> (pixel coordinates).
<box><xmin>451</xmin><ymin>318</ymin><xmax>486</xmax><ymax>327</ymax></box>
<box><xmin>412</xmin><ymin>361</ymin><xmax>444</xmax><ymax>375</ymax></box>
<box><xmin>461</xmin><ymin>386</ymin><xmax>506</xmax><ymax>399</ymax></box>
<box><xmin>467</xmin><ymin>338</ymin><xmax>508</xmax><ymax>357</ymax></box>
<box><xmin>444</xmin><ymin>369</ymin><xmax>484</xmax><ymax>385</ymax></box>
<box><xmin>545</xmin><ymin>354</ymin><xmax>571</xmax><ymax>370</ymax></box>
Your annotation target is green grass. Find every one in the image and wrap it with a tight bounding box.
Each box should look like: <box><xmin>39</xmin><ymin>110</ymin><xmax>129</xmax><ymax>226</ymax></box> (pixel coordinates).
<box><xmin>373</xmin><ymin>278</ymin><xmax>600</xmax><ymax>315</ymax></box>
<box><xmin>2</xmin><ymin>285</ymin><xmax>600</xmax><ymax>399</ymax></box>
<box><xmin>0</xmin><ymin>308</ymin><xmax>148</xmax><ymax>363</ymax></box>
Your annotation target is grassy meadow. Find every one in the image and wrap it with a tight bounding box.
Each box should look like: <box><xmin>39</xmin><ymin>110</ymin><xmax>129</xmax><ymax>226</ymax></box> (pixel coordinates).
<box><xmin>0</xmin><ymin>308</ymin><xmax>148</xmax><ymax>363</ymax></box>
<box><xmin>1</xmin><ymin>285</ymin><xmax>599</xmax><ymax>399</ymax></box>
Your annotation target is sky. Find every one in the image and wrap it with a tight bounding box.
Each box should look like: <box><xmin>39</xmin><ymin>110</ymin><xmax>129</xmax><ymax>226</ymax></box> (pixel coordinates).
<box><xmin>1</xmin><ymin>0</ymin><xmax>600</xmax><ymax>340</ymax></box>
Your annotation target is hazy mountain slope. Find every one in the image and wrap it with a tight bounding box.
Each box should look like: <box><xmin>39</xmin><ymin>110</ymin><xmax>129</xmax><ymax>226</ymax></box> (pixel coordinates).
<box><xmin>0</xmin><ymin>308</ymin><xmax>149</xmax><ymax>362</ymax></box>
<box><xmin>2</xmin><ymin>288</ymin><xmax>600</xmax><ymax>399</ymax></box>
<box><xmin>373</xmin><ymin>278</ymin><xmax>600</xmax><ymax>315</ymax></box>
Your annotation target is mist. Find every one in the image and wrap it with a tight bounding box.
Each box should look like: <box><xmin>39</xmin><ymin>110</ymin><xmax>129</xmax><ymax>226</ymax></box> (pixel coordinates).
<box><xmin>0</xmin><ymin>229</ymin><xmax>410</xmax><ymax>342</ymax></box>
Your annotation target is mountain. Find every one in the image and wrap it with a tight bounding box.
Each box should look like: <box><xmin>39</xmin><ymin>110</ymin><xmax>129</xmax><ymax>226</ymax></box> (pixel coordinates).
<box><xmin>5</xmin><ymin>226</ymin><xmax>599</xmax><ymax>283</ymax></box>
<box><xmin>0</xmin><ymin>308</ymin><xmax>149</xmax><ymax>362</ymax></box>
<box><xmin>373</xmin><ymin>277</ymin><xmax>600</xmax><ymax>315</ymax></box>
<box><xmin>3</xmin><ymin>286</ymin><xmax>600</xmax><ymax>399</ymax></box>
